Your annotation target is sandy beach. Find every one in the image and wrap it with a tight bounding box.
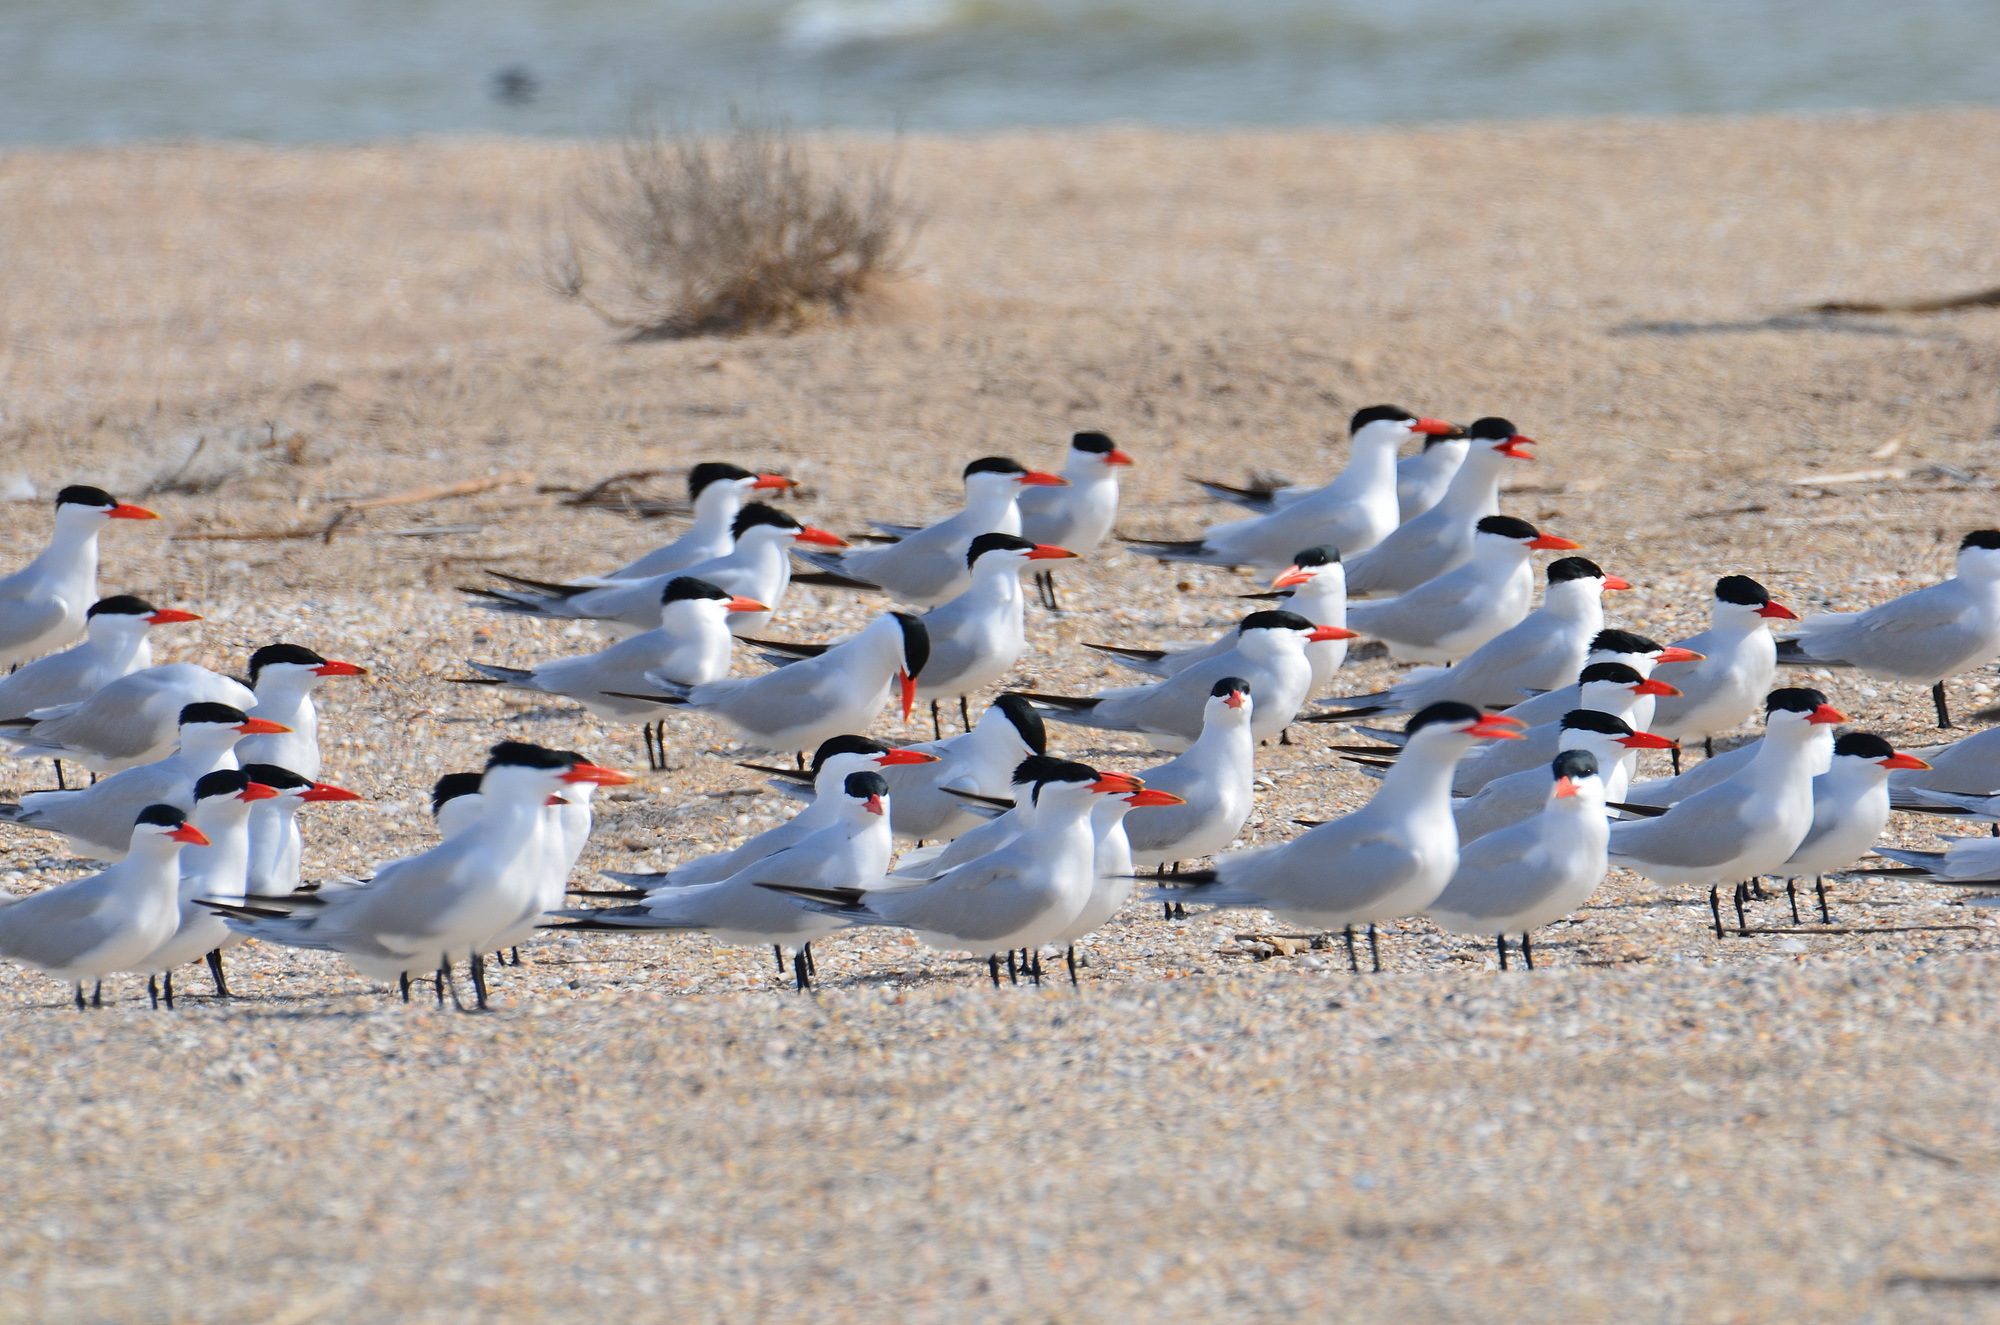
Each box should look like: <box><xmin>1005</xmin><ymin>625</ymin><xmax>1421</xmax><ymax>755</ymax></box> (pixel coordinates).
<box><xmin>4</xmin><ymin>111</ymin><xmax>2000</xmax><ymax>1321</ymax></box>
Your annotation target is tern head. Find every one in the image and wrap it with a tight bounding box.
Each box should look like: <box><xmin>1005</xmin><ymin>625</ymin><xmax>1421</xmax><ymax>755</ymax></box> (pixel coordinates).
<box><xmin>193</xmin><ymin>767</ymin><xmax>280</xmax><ymax>810</ymax></box>
<box><xmin>1476</xmin><ymin>515</ymin><xmax>1579</xmax><ymax>555</ymax></box>
<box><xmin>1577</xmin><ymin>661</ymin><xmax>1680</xmax><ymax>701</ymax></box>
<box><xmin>1547</xmin><ymin>556</ymin><xmax>1628</xmax><ymax>593</ymax></box>
<box><xmin>811</xmin><ymin>733</ymin><xmax>940</xmax><ymax>776</ymax></box>
<box><xmin>1071</xmin><ymin>431</ymin><xmax>1134</xmax><ymax>467</ymax></box>
<box><xmin>1008</xmin><ymin>755</ymin><xmax>1110</xmax><ymax>805</ymax></box>
<box><xmin>240</xmin><ymin>762</ymin><xmax>362</xmax><ymax>806</ymax></box>
<box><xmin>966</xmin><ymin>532</ymin><xmax>1079</xmax><ymax>570</ymax></box>
<box><xmin>1272</xmin><ymin>544</ymin><xmax>1342</xmax><ymax>589</ymax></box>
<box><xmin>1585</xmin><ymin>628</ymin><xmax>1703</xmax><ymax>667</ymax></box>
<box><xmin>428</xmin><ymin>771</ymin><xmax>485</xmax><ymax>815</ymax></box>
<box><xmin>843</xmin><ymin>769</ymin><xmax>891</xmax><ymax>817</ymax></box>
<box><xmin>1831</xmin><ymin>731</ymin><xmax>1931</xmax><ymax>774</ymax></box>
<box><xmin>1549</xmin><ymin>748</ymin><xmax>1603</xmax><ymax>801</ymax></box>
<box><xmin>689</xmin><ymin>461</ymin><xmax>795</xmax><ymax>502</ymax></box>
<box><xmin>134</xmin><ymin>802</ymin><xmax>209</xmax><ymax>849</ymax></box>
<box><xmin>56</xmin><ymin>484</ymin><xmax>157</xmax><ymax>523</ymax></box>
<box><xmin>1348</xmin><ymin>405</ymin><xmax>1460</xmax><ymax>441</ymax></box>
<box><xmin>178</xmin><ymin>703</ymin><xmax>290</xmax><ymax>747</ymax></box>
<box><xmin>1465</xmin><ymin>416</ymin><xmax>1537</xmax><ymax>461</ymax></box>
<box><xmin>1714</xmin><ymin>574</ymin><xmax>1795</xmax><ymax>623</ymax></box>
<box><xmin>1557</xmin><ymin>707</ymin><xmax>1677</xmax><ymax>752</ymax></box>
<box><xmin>732</xmin><ymin>502</ymin><xmax>846</xmax><ymax>550</ymax></box>
<box><xmin>661</xmin><ymin>575</ymin><xmax>766</xmax><ymax>618</ymax></box>
<box><xmin>1405</xmin><ymin>702</ymin><xmax>1525</xmax><ymax>743</ymax></box>
<box><xmin>1208</xmin><ymin>675</ymin><xmax>1254</xmax><ymax>719</ymax></box>
<box><xmin>985</xmin><ymin>693</ymin><xmax>1048</xmax><ymax>755</ymax></box>
<box><xmin>1958</xmin><ymin>530</ymin><xmax>2000</xmax><ymax>581</ymax></box>
<box><xmin>890</xmin><ymin>613</ymin><xmax>930</xmax><ymax>721</ymax></box>
<box><xmin>1237</xmin><ymin>609</ymin><xmax>1355</xmax><ymax>652</ymax></box>
<box><xmin>85</xmin><ymin>595</ymin><xmax>201</xmax><ymax>636</ymax></box>
<box><xmin>1765</xmin><ymin>688</ymin><xmax>1846</xmax><ymax>731</ymax></box>
<box><xmin>964</xmin><ymin>456</ymin><xmax>1068</xmax><ymax>490</ymax></box>
<box><xmin>248</xmin><ymin>642</ymin><xmax>368</xmax><ymax>688</ymax></box>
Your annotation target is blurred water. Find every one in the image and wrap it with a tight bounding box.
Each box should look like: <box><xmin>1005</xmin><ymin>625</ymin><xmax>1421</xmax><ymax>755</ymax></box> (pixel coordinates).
<box><xmin>3</xmin><ymin>0</ymin><xmax>1999</xmax><ymax>143</ymax></box>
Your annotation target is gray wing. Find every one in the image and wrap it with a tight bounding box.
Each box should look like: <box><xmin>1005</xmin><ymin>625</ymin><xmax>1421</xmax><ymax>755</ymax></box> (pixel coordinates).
<box><xmin>0</xmin><ymin>594</ymin><xmax>70</xmax><ymax>654</ymax></box>
<box><xmin>869</xmin><ymin>855</ymin><xmax>1043</xmax><ymax>942</ymax></box>
<box><xmin>1607</xmin><ymin>783</ymin><xmax>1755</xmax><ymax>866</ymax></box>
<box><xmin>0</xmin><ymin>876</ymin><xmax>121</xmax><ymax>969</ymax></box>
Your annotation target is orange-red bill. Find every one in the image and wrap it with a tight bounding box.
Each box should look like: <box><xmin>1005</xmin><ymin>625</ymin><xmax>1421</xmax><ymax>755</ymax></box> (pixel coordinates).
<box><xmin>1020</xmin><ymin>471</ymin><xmax>1070</xmax><ymax>487</ymax></box>
<box><xmin>899</xmin><ymin>671</ymin><xmax>917</xmax><ymax>722</ymax></box>
<box><xmin>563</xmin><ymin>762</ymin><xmax>634</xmax><ymax>785</ymax></box>
<box><xmin>1412</xmin><ymin>418</ymin><xmax>1459</xmax><ymax>435</ymax></box>
<box><xmin>1307</xmin><ymin>625</ymin><xmax>1359</xmax><ymax>642</ymax></box>
<box><xmin>312</xmin><ymin>659</ymin><xmax>368</xmax><ymax>677</ymax></box>
<box><xmin>146</xmin><ymin>609</ymin><xmax>202</xmax><ymax>625</ymax></box>
<box><xmin>1469</xmin><ymin>717</ymin><xmax>1526</xmax><ymax>739</ymax></box>
<box><xmin>1527</xmin><ymin>533</ymin><xmax>1581</xmax><ymax>550</ymax></box>
<box><xmin>1125</xmin><ymin>788</ymin><xmax>1188</xmax><ymax>808</ymax></box>
<box><xmin>301</xmin><ymin>782</ymin><xmax>363</xmax><ymax>802</ymax></box>
<box><xmin>169</xmin><ymin>823</ymin><xmax>211</xmax><ymax>845</ymax></box>
<box><xmin>752</xmin><ymin>474</ymin><xmax>797</xmax><ymax>490</ymax></box>
<box><xmin>1881</xmin><ymin>752</ymin><xmax>1931</xmax><ymax>770</ymax></box>
<box><xmin>1655</xmin><ymin>646</ymin><xmax>1705</xmax><ymax>663</ymax></box>
<box><xmin>1601</xmin><ymin>575</ymin><xmax>1632</xmax><ymax>591</ymax></box>
<box><xmin>1498</xmin><ymin>436</ymin><xmax>1537</xmax><ymax>460</ymax></box>
<box><xmin>1634</xmin><ymin>678</ymin><xmax>1681</xmax><ymax>697</ymax></box>
<box><xmin>1271</xmin><ymin>566</ymin><xmax>1312</xmax><ymax>588</ymax></box>
<box><xmin>876</xmin><ymin>748</ymin><xmax>941</xmax><ymax>766</ymax></box>
<box><xmin>1807</xmin><ymin>704</ymin><xmax>1848</xmax><ymax>725</ymax></box>
<box><xmin>725</xmin><ymin>596</ymin><xmax>769</xmax><ymax>614</ymax></box>
<box><xmin>795</xmin><ymin>527</ymin><xmax>849</xmax><ymax>548</ymax></box>
<box><xmin>1106</xmin><ymin>448</ymin><xmax>1136</xmax><ymax>466</ymax></box>
<box><xmin>110</xmin><ymin>503</ymin><xmax>160</xmax><ymax>520</ymax></box>
<box><xmin>239</xmin><ymin>782</ymin><xmax>280</xmax><ymax>802</ymax></box>
<box><xmin>1618</xmin><ymin>732</ymin><xmax>1678</xmax><ymax>749</ymax></box>
<box><xmin>1757</xmin><ymin>601</ymin><xmax>1799</xmax><ymax>620</ymax></box>
<box><xmin>1553</xmin><ymin>776</ymin><xmax>1580</xmax><ymax>798</ymax></box>
<box><xmin>1027</xmin><ymin>544</ymin><xmax>1079</xmax><ymax>560</ymax></box>
<box><xmin>235</xmin><ymin>718</ymin><xmax>292</xmax><ymax>735</ymax></box>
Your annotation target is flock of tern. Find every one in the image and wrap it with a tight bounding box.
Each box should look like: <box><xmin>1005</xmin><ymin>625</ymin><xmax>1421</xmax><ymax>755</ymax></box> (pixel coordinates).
<box><xmin>2</xmin><ymin>404</ymin><xmax>1999</xmax><ymax>1009</ymax></box>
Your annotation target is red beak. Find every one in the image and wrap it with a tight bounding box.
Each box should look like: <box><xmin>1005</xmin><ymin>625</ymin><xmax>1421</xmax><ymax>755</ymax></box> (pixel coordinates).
<box><xmin>301</xmin><ymin>782</ymin><xmax>362</xmax><ymax>802</ymax></box>
<box><xmin>875</xmin><ymin>748</ymin><xmax>941</xmax><ymax>766</ymax></box>
<box><xmin>752</xmin><ymin>474</ymin><xmax>797</xmax><ymax>490</ymax></box>
<box><xmin>1089</xmin><ymin>772</ymin><xmax>1145</xmax><ymax>795</ymax></box>
<box><xmin>1655</xmin><ymin>647</ymin><xmax>1705</xmax><ymax>663</ymax></box>
<box><xmin>1553</xmin><ymin>776</ymin><xmax>1580</xmax><ymax>798</ymax></box>
<box><xmin>1756</xmin><ymin>601</ymin><xmax>1798</xmax><ymax>620</ymax></box>
<box><xmin>1617</xmin><ymin>731</ymin><xmax>1678</xmax><ymax>749</ymax></box>
<box><xmin>109</xmin><ymin>503</ymin><xmax>160</xmax><ymax>520</ymax></box>
<box><xmin>1270</xmin><ymin>565</ymin><xmax>1312</xmax><ymax>588</ymax></box>
<box><xmin>1807</xmin><ymin>704</ymin><xmax>1848</xmax><ymax>725</ymax></box>
<box><xmin>168</xmin><ymin>823</ymin><xmax>210</xmax><ymax>845</ymax></box>
<box><xmin>863</xmin><ymin>794</ymin><xmax>885</xmax><ymax>815</ymax></box>
<box><xmin>1027</xmin><ymin>544</ymin><xmax>1079</xmax><ymax>560</ymax></box>
<box><xmin>562</xmin><ymin>762</ymin><xmax>634</xmax><ymax>785</ymax></box>
<box><xmin>1105</xmin><ymin>449</ymin><xmax>1135</xmax><ymax>466</ymax></box>
<box><xmin>235</xmin><ymin>718</ymin><xmax>292</xmax><ymax>735</ymax></box>
<box><xmin>1633</xmin><ymin>678</ymin><xmax>1681</xmax><ymax>697</ymax></box>
<box><xmin>1601</xmin><ymin>576</ymin><xmax>1632</xmax><ymax>591</ymax></box>
<box><xmin>1880</xmin><ymin>752</ymin><xmax>1932</xmax><ymax>770</ymax></box>
<box><xmin>1125</xmin><ymin>788</ymin><xmax>1188</xmax><ymax>808</ymax></box>
<box><xmin>1307</xmin><ymin>625</ymin><xmax>1359</xmax><ymax>642</ymax></box>
<box><xmin>145</xmin><ymin>609</ymin><xmax>202</xmax><ymax>625</ymax></box>
<box><xmin>311</xmin><ymin>659</ymin><xmax>368</xmax><ymax>677</ymax></box>
<box><xmin>898</xmin><ymin>671</ymin><xmax>917</xmax><ymax>723</ymax></box>
<box><xmin>794</xmin><ymin>526</ymin><xmax>849</xmax><ymax>548</ymax></box>
<box><xmin>725</xmin><ymin>596</ymin><xmax>769</xmax><ymax>614</ymax></box>
<box><xmin>1223</xmin><ymin>690</ymin><xmax>1247</xmax><ymax>709</ymax></box>
<box><xmin>545</xmin><ymin>794</ymin><xmax>567</xmax><ymax>806</ymax></box>
<box><xmin>1527</xmin><ymin>533</ymin><xmax>1581</xmax><ymax>550</ymax></box>
<box><xmin>1469</xmin><ymin>717</ymin><xmax>1526</xmax><ymax>740</ymax></box>
<box><xmin>1497</xmin><ymin>436</ymin><xmax>1537</xmax><ymax>460</ymax></box>
<box><xmin>1411</xmin><ymin>418</ymin><xmax>1458</xmax><ymax>436</ymax></box>
<box><xmin>1019</xmin><ymin>471</ymin><xmax>1069</xmax><ymax>487</ymax></box>
<box><xmin>238</xmin><ymin>781</ymin><xmax>280</xmax><ymax>802</ymax></box>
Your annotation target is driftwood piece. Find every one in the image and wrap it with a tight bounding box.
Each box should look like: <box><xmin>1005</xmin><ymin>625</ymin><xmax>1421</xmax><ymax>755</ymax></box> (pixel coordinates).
<box><xmin>1807</xmin><ymin>284</ymin><xmax>2000</xmax><ymax>315</ymax></box>
<box><xmin>345</xmin><ymin>471</ymin><xmax>535</xmax><ymax>509</ymax></box>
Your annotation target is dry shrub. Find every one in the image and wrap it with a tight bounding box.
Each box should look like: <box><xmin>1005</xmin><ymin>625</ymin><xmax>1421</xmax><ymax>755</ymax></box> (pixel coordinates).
<box><xmin>546</xmin><ymin>116</ymin><xmax>916</xmax><ymax>340</ymax></box>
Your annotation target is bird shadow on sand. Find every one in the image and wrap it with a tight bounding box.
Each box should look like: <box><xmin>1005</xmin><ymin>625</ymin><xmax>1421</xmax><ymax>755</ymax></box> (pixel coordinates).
<box><xmin>1607</xmin><ymin>314</ymin><xmax>1937</xmax><ymax>338</ymax></box>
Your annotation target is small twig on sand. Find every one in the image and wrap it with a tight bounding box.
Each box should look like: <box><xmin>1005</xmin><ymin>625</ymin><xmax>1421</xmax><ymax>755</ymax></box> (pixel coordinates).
<box><xmin>1807</xmin><ymin>284</ymin><xmax>2000</xmax><ymax>315</ymax></box>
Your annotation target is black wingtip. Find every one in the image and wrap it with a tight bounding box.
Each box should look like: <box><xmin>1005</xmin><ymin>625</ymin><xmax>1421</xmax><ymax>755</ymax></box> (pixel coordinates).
<box><xmin>1605</xmin><ymin>800</ymin><xmax>1671</xmax><ymax>818</ymax></box>
<box><xmin>602</xmin><ymin>691</ymin><xmax>688</xmax><ymax>705</ymax></box>
<box><xmin>487</xmin><ymin>570</ymin><xmax>587</xmax><ymax>598</ymax></box>
<box><xmin>789</xmin><ymin>570</ymin><xmax>885</xmax><ymax>592</ymax></box>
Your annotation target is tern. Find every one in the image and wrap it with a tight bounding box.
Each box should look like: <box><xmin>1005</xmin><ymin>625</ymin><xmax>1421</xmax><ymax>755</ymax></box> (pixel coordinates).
<box><xmin>1017</xmin><ymin>430</ymin><xmax>1132</xmax><ymax>610</ymax></box>
<box><xmin>238</xmin><ymin>643</ymin><xmax>368</xmax><ymax>781</ymax></box>
<box><xmin>1341</xmin><ymin>417</ymin><xmax>1537</xmax><ymax>598</ymax></box>
<box><xmin>882</xmin><ymin>755</ymin><xmax>1062</xmax><ymax>882</ymax></box>
<box><xmin>1016</xmin><ymin>610</ymin><xmax>1353</xmax><ymax>750</ymax></box>
<box><xmin>1344</xmin><ymin>516</ymin><xmax>1581</xmax><ymax>664</ymax></box>
<box><xmin>554</xmin><ymin>769</ymin><xmax>897</xmax><ymax>990</ymax></box>
<box><xmin>1776</xmin><ymin>529</ymin><xmax>2000</xmax><ymax>728</ymax></box>
<box><xmin>1132</xmin><ymin>406</ymin><xmax>1460</xmax><ymax>568</ymax></box>
<box><xmin>795</xmin><ymin>457</ymin><xmax>1068</xmax><ymax>608</ymax></box>
<box><xmin>427</xmin><ymin>771</ymin><xmax>487</xmax><ymax>843</ymax></box>
<box><xmin>1316</xmin><ymin>557</ymin><xmax>1626</xmax><ymax>720</ymax></box>
<box><xmin>0</xmin><ymin>703</ymin><xmax>289</xmax><ymax>859</ymax></box>
<box><xmin>0</xmin><ymin>596</ymin><xmax>201</xmax><ymax>725</ymax></box>
<box><xmin>1878</xmin><ymin>726</ymin><xmax>2000</xmax><ymax>815</ymax></box>
<box><xmin>467</xmin><ymin>504</ymin><xmax>844</xmax><ymax>638</ymax></box>
<box><xmin>600</xmin><ymin>463</ymin><xmax>798</xmax><ymax>580</ymax></box>
<box><xmin>134</xmin><ymin>768</ymin><xmax>279</xmax><ymax>1003</ymax></box>
<box><xmin>238</xmin><ymin>762</ymin><xmax>364</xmax><ymax>900</ymax></box>
<box><xmin>1154</xmin><ymin>703</ymin><xmax>1525</xmax><ymax>961</ymax></box>
<box><xmin>1123</xmin><ymin>677</ymin><xmax>1258</xmax><ymax>869</ymax></box>
<box><xmin>1450</xmin><ymin>710</ymin><xmax>1674</xmax><ymax>843</ymax></box>
<box><xmin>1751</xmin><ymin>733</ymin><xmax>1932</xmax><ymax>921</ymax></box>
<box><xmin>1497</xmin><ymin>629</ymin><xmax>1703</xmax><ymax>731</ymax></box>
<box><xmin>0</xmin><ymin>661</ymin><xmax>257</xmax><ymax>773</ymax></box>
<box><xmin>1443</xmin><ymin>662</ymin><xmax>1679</xmax><ymax>795</ymax></box>
<box><xmin>0</xmin><ymin>485</ymin><xmax>159</xmax><ymax>668</ymax></box>
<box><xmin>0</xmin><ymin>804</ymin><xmax>208</xmax><ymax>1009</ymax></box>
<box><xmin>1427</xmin><ymin>750</ymin><xmax>1611</xmax><ymax>969</ymax></box>
<box><xmin>1198</xmin><ymin>429</ymin><xmax>1470</xmax><ymax>524</ymax></box>
<box><xmin>609</xmin><ymin>610</ymin><xmax>930</xmax><ymax>754</ymax></box>
<box><xmin>1648</xmin><ymin>576</ymin><xmax>1796</xmax><ymax>758</ymax></box>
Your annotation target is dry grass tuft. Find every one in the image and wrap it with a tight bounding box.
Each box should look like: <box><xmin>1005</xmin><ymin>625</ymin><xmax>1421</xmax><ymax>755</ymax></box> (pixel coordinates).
<box><xmin>544</xmin><ymin>116</ymin><xmax>916</xmax><ymax>340</ymax></box>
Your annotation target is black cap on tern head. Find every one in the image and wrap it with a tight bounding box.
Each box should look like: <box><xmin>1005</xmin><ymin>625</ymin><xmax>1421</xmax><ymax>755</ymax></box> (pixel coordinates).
<box><xmin>1290</xmin><ymin>545</ymin><xmax>1339</xmax><ymax>567</ymax></box>
<box><xmin>1547</xmin><ymin>557</ymin><xmax>1605</xmax><ymax>584</ymax></box>
<box><xmin>1961</xmin><ymin>530</ymin><xmax>2000</xmax><ymax>552</ymax></box>
<box><xmin>1833</xmin><ymin>731</ymin><xmax>1896</xmax><ymax>760</ymax></box>
<box><xmin>241</xmin><ymin>763</ymin><xmax>313</xmax><ymax>792</ymax></box>
<box><xmin>1239</xmin><ymin>609</ymin><xmax>1314</xmax><ymax>633</ymax></box>
<box><xmin>180</xmin><ymin>702</ymin><xmax>248</xmax><ymax>727</ymax></box>
<box><xmin>731</xmin><ymin>502</ymin><xmax>802</xmax><ymax>539</ymax></box>
<box><xmin>193</xmin><ymin>768</ymin><xmax>254</xmax><ymax>800</ymax></box>
<box><xmin>1405</xmin><ymin>701</ymin><xmax>1484</xmax><ymax>736</ymax></box>
<box><xmin>87</xmin><ymin>595</ymin><xmax>157</xmax><ymax>619</ymax></box>
<box><xmin>1010</xmin><ymin>755</ymin><xmax>1099</xmax><ymax>804</ymax></box>
<box><xmin>248</xmin><ymin>643</ymin><xmax>327</xmax><ymax>684</ymax></box>
<box><xmin>660</xmin><ymin>576</ymin><xmax>731</xmax><ymax>605</ymax></box>
<box><xmin>56</xmin><ymin>485</ymin><xmax>119</xmax><ymax>511</ymax></box>
<box><xmin>810</xmin><ymin>734</ymin><xmax>888</xmax><ymax>773</ymax></box>
<box><xmin>1071</xmin><ymin>432</ymin><xmax>1116</xmax><ymax>454</ymax></box>
<box><xmin>1210</xmin><ymin>675</ymin><xmax>1252</xmax><ymax>699</ymax></box>
<box><xmin>1591</xmin><ymin>628</ymin><xmax>1664</xmax><ymax>655</ymax></box>
<box><xmin>1551</xmin><ymin>749</ymin><xmax>1601</xmax><ymax>781</ymax></box>
<box><xmin>1476</xmin><ymin>515</ymin><xmax>1540</xmax><ymax>541</ymax></box>
<box><xmin>967</xmin><ymin>532</ymin><xmax>1037</xmax><ymax>567</ymax></box>
<box><xmin>891</xmin><ymin>612</ymin><xmax>930</xmax><ymax>677</ymax></box>
<box><xmin>1558</xmin><ymin>708</ymin><xmax>1635</xmax><ymax>736</ymax></box>
<box><xmin>843</xmin><ymin>770</ymin><xmax>890</xmax><ymax>800</ymax></box>
<box><xmin>135</xmin><ymin>803</ymin><xmax>190</xmax><ymax>830</ymax></box>
<box><xmin>990</xmin><ymin>693</ymin><xmax>1047</xmax><ymax>755</ymax></box>
<box><xmin>1348</xmin><ymin>405</ymin><xmax>1416</xmax><ymax>433</ymax></box>
<box><xmin>1466</xmin><ymin>417</ymin><xmax>1518</xmax><ymax>440</ymax></box>
<box><xmin>1577</xmin><ymin>662</ymin><xmax>1646</xmax><ymax>687</ymax></box>
<box><xmin>1715</xmin><ymin>575</ymin><xmax>1772</xmax><ymax>607</ymax></box>
<box><xmin>1766</xmin><ymin>687</ymin><xmax>1829</xmax><ymax>716</ymax></box>
<box><xmin>688</xmin><ymin>462</ymin><xmax>755</xmax><ymax>500</ymax></box>
<box><xmin>430</xmin><ymin>771</ymin><xmax>485</xmax><ymax>811</ymax></box>
<box><xmin>963</xmin><ymin>456</ymin><xmax>1029</xmax><ymax>480</ymax></box>
<box><xmin>486</xmin><ymin>741</ymin><xmax>573</xmax><ymax>771</ymax></box>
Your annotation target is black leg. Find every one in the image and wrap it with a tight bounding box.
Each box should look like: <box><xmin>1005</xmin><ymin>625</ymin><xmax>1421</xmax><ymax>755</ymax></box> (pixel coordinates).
<box><xmin>148</xmin><ymin>974</ymin><xmax>160</xmax><ymax>1009</ymax></box>
<box><xmin>1704</xmin><ymin>737</ymin><xmax>1714</xmax><ymax>759</ymax></box>
<box><xmin>1734</xmin><ymin>882</ymin><xmax>1749</xmax><ymax>936</ymax></box>
<box><xmin>959</xmin><ymin>695</ymin><xmax>972</xmax><ymax>732</ymax></box>
<box><xmin>1368</xmin><ymin>923</ymin><xmax>1381</xmax><ymax>973</ymax></box>
<box><xmin>1497</xmin><ymin>934</ymin><xmax>1508</xmax><ymax>971</ymax></box>
<box><xmin>988</xmin><ymin>954</ymin><xmax>1001</xmax><ymax>988</ymax></box>
<box><xmin>795</xmin><ymin>751</ymin><xmax>806</xmax><ymax>771</ymax></box>
<box><xmin>1006</xmin><ymin>949</ymin><xmax>1018</xmax><ymax>985</ymax></box>
<box><xmin>1815</xmin><ymin>875</ymin><xmax>1831</xmax><ymax>924</ymax></box>
<box><xmin>53</xmin><ymin>759</ymin><xmax>65</xmax><ymax>790</ymax></box>
<box><xmin>435</xmin><ymin>962</ymin><xmax>450</xmax><ymax>1008</ymax></box>
<box><xmin>793</xmin><ymin>949</ymin><xmax>811</xmax><ymax>992</ymax></box>
<box><xmin>468</xmin><ymin>952</ymin><xmax>489</xmax><ymax>1010</ymax></box>
<box><xmin>400</xmin><ymin>971</ymin><xmax>412</xmax><ymax>1003</ymax></box>
<box><xmin>773</xmin><ymin>943</ymin><xmax>785</xmax><ymax>973</ymax></box>
<box><xmin>205</xmin><ymin>948</ymin><xmax>231</xmax><ymax>997</ymax></box>
<box><xmin>92</xmin><ymin>980</ymin><xmax>102</xmax><ymax>1008</ymax></box>
<box><xmin>1065</xmin><ymin>945</ymin><xmax>1078</xmax><ymax>986</ymax></box>
<box><xmin>1671</xmin><ymin>746</ymin><xmax>1682</xmax><ymax>776</ymax></box>
<box><xmin>163</xmin><ymin>969</ymin><xmax>174</xmax><ymax>1010</ymax></box>
<box><xmin>74</xmin><ymin>982</ymin><xmax>86</xmax><ymax>1011</ymax></box>
<box><xmin>1279</xmin><ymin>728</ymin><xmax>1292</xmax><ymax>746</ymax></box>
<box><xmin>930</xmin><ymin>699</ymin><xmax>943</xmax><ymax>742</ymax></box>
<box><xmin>1934</xmin><ymin>681</ymin><xmax>1953</xmax><ymax>729</ymax></box>
<box><xmin>510</xmin><ymin>947</ymin><xmax>521</xmax><ymax>967</ymax></box>
<box><xmin>1343</xmin><ymin>925</ymin><xmax>1358</xmax><ymax>972</ymax></box>
<box><xmin>1522</xmin><ymin>932</ymin><xmax>1534</xmax><ymax>970</ymax></box>
<box><xmin>1709</xmin><ymin>885</ymin><xmax>1724</xmax><ymax>938</ymax></box>
<box><xmin>802</xmin><ymin>943</ymin><xmax>816</xmax><ymax>978</ymax></box>
<box><xmin>1786</xmin><ymin>878</ymin><xmax>1801</xmax><ymax>926</ymax></box>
